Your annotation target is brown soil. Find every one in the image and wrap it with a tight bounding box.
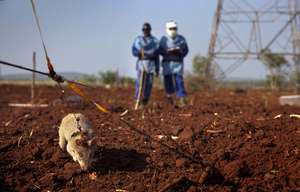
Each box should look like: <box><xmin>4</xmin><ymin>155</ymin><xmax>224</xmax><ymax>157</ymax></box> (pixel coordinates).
<box><xmin>0</xmin><ymin>85</ymin><xmax>299</xmax><ymax>192</ymax></box>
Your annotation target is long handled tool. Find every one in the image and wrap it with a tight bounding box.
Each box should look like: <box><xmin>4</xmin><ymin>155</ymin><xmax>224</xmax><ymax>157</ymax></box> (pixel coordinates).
<box><xmin>135</xmin><ymin>70</ymin><xmax>145</xmax><ymax>110</ymax></box>
<box><xmin>134</xmin><ymin>48</ymin><xmax>145</xmax><ymax>110</ymax></box>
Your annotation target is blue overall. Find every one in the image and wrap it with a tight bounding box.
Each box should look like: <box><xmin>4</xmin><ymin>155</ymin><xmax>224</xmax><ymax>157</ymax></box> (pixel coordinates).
<box><xmin>132</xmin><ymin>35</ymin><xmax>159</xmax><ymax>102</ymax></box>
<box><xmin>159</xmin><ymin>35</ymin><xmax>189</xmax><ymax>97</ymax></box>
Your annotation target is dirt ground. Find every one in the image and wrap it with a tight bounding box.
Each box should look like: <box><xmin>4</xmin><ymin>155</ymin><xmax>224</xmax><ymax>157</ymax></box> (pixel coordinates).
<box><xmin>0</xmin><ymin>84</ymin><xmax>299</xmax><ymax>192</ymax></box>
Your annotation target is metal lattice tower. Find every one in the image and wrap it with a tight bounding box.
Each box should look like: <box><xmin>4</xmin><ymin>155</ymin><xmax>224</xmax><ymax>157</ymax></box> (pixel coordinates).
<box><xmin>207</xmin><ymin>0</ymin><xmax>300</xmax><ymax>83</ymax></box>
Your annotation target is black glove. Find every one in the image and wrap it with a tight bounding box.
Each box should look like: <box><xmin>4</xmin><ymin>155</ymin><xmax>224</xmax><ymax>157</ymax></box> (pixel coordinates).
<box><xmin>167</xmin><ymin>48</ymin><xmax>181</xmax><ymax>55</ymax></box>
<box><xmin>173</xmin><ymin>49</ymin><xmax>182</xmax><ymax>56</ymax></box>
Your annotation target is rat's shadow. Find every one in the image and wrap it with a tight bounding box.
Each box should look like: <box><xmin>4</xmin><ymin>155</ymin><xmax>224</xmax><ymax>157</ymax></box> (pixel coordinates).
<box><xmin>91</xmin><ymin>146</ymin><xmax>148</xmax><ymax>174</ymax></box>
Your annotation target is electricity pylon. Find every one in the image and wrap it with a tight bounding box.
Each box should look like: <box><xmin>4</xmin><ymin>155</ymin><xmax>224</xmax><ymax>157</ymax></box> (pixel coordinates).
<box><xmin>207</xmin><ymin>0</ymin><xmax>300</xmax><ymax>85</ymax></box>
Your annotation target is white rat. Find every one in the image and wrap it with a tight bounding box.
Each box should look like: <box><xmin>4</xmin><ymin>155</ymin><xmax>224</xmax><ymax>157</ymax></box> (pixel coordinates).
<box><xmin>59</xmin><ymin>113</ymin><xmax>95</xmax><ymax>171</ymax></box>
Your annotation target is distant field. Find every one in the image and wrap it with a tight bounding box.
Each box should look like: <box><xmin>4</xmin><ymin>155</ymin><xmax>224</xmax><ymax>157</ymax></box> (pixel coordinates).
<box><xmin>0</xmin><ymin>80</ymin><xmax>56</xmax><ymax>85</ymax></box>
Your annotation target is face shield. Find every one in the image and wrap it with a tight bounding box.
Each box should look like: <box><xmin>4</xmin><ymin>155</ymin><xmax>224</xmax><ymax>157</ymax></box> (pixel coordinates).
<box><xmin>166</xmin><ymin>21</ymin><xmax>178</xmax><ymax>38</ymax></box>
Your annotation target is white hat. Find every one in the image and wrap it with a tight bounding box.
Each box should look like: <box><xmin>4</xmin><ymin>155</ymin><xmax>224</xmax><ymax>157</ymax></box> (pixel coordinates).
<box><xmin>166</xmin><ymin>21</ymin><xmax>177</xmax><ymax>29</ymax></box>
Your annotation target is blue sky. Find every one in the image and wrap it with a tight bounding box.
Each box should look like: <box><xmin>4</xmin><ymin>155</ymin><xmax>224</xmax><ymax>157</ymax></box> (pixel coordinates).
<box><xmin>0</xmin><ymin>0</ymin><xmax>268</xmax><ymax>79</ymax></box>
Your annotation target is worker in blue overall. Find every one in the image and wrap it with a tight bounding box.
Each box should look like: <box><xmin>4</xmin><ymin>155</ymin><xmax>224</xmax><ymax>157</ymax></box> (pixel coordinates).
<box><xmin>132</xmin><ymin>23</ymin><xmax>160</xmax><ymax>109</ymax></box>
<box><xmin>159</xmin><ymin>21</ymin><xmax>189</xmax><ymax>107</ymax></box>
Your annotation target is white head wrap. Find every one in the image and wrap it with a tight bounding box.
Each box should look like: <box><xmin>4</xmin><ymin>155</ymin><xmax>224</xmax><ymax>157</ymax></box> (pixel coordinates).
<box><xmin>166</xmin><ymin>21</ymin><xmax>178</xmax><ymax>38</ymax></box>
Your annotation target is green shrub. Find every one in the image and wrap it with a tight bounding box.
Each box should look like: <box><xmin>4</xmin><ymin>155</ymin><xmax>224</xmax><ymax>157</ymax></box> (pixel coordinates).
<box><xmin>99</xmin><ymin>70</ymin><xmax>118</xmax><ymax>85</ymax></box>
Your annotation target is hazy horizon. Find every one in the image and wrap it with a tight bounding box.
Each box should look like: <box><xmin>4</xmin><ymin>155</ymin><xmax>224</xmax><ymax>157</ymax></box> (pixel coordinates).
<box><xmin>0</xmin><ymin>0</ymin><xmax>269</xmax><ymax>79</ymax></box>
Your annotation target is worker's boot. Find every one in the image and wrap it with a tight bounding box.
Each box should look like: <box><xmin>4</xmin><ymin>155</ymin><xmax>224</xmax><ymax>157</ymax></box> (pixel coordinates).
<box><xmin>178</xmin><ymin>97</ymin><xmax>187</xmax><ymax>108</ymax></box>
<box><xmin>139</xmin><ymin>99</ymin><xmax>148</xmax><ymax>109</ymax></box>
<box><xmin>166</xmin><ymin>95</ymin><xmax>174</xmax><ymax>105</ymax></box>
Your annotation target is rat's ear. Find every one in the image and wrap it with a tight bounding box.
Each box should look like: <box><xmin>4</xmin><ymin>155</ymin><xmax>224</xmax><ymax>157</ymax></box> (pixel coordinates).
<box><xmin>75</xmin><ymin>139</ymin><xmax>83</xmax><ymax>146</ymax></box>
<box><xmin>88</xmin><ymin>138</ymin><xmax>96</xmax><ymax>146</ymax></box>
